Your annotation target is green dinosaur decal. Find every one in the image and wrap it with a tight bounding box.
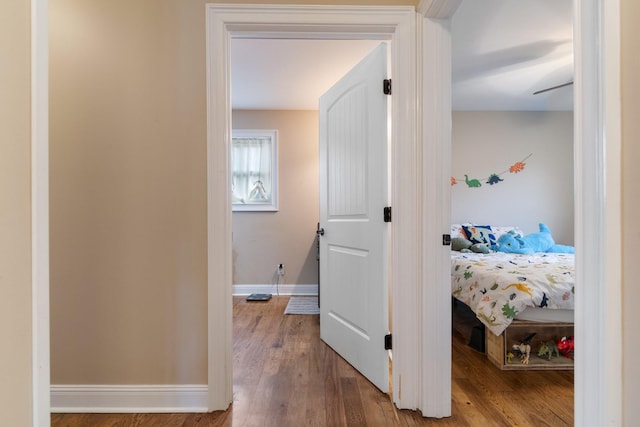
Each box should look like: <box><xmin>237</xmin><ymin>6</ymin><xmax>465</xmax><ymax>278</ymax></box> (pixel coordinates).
<box><xmin>502</xmin><ymin>302</ymin><xmax>518</xmax><ymax>319</ymax></box>
<box><xmin>464</xmin><ymin>270</ymin><xmax>473</xmax><ymax>279</ymax></box>
<box><xmin>490</xmin><ymin>283</ymin><xmax>499</xmax><ymax>290</ymax></box>
<box><xmin>464</xmin><ymin>174</ymin><xmax>482</xmax><ymax>188</ymax></box>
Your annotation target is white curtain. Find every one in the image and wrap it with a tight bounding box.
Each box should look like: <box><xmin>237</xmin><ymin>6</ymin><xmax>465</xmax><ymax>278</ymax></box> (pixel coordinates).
<box><xmin>231</xmin><ymin>137</ymin><xmax>272</xmax><ymax>204</ymax></box>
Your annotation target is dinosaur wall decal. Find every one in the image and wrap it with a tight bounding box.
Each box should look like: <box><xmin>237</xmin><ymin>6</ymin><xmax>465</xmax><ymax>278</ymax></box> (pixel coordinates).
<box><xmin>464</xmin><ymin>174</ymin><xmax>482</xmax><ymax>188</ymax></box>
<box><xmin>486</xmin><ymin>173</ymin><xmax>504</xmax><ymax>185</ymax></box>
<box><xmin>452</xmin><ymin>153</ymin><xmax>533</xmax><ymax>188</ymax></box>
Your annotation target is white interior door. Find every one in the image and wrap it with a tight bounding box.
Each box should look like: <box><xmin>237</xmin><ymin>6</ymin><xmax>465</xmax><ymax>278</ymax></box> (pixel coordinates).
<box><xmin>318</xmin><ymin>43</ymin><xmax>390</xmax><ymax>393</ymax></box>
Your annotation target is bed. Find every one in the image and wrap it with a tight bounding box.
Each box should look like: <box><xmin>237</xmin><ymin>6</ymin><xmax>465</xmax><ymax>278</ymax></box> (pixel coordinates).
<box><xmin>451</xmin><ymin>225</ymin><xmax>575</xmax><ymax>370</ymax></box>
<box><xmin>450</xmin><ymin>224</ymin><xmax>575</xmax><ymax>337</ymax></box>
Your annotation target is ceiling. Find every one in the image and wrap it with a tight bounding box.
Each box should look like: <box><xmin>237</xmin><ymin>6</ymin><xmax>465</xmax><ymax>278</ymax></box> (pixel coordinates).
<box><xmin>231</xmin><ymin>39</ymin><xmax>384</xmax><ymax>111</ymax></box>
<box><xmin>452</xmin><ymin>0</ymin><xmax>573</xmax><ymax>111</ymax></box>
<box><xmin>231</xmin><ymin>0</ymin><xmax>573</xmax><ymax>111</ymax></box>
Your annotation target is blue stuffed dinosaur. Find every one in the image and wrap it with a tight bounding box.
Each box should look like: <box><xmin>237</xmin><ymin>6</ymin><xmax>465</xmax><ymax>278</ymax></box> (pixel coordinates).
<box><xmin>492</xmin><ymin>223</ymin><xmax>574</xmax><ymax>254</ymax></box>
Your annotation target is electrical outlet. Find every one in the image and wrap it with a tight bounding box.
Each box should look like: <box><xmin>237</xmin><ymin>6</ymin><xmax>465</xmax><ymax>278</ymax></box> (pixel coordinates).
<box><xmin>278</xmin><ymin>264</ymin><xmax>284</xmax><ymax>275</ymax></box>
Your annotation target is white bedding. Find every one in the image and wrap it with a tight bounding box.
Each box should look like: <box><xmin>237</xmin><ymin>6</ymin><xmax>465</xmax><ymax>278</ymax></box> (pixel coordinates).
<box><xmin>451</xmin><ymin>251</ymin><xmax>575</xmax><ymax>336</ymax></box>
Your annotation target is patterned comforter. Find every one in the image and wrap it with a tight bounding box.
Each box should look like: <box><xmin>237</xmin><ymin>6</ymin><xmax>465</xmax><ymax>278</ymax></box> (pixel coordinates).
<box><xmin>451</xmin><ymin>252</ymin><xmax>575</xmax><ymax>336</ymax></box>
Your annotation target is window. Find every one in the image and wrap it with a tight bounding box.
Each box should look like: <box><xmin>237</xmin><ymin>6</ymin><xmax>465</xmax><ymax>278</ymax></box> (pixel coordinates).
<box><xmin>231</xmin><ymin>129</ymin><xmax>278</xmax><ymax>211</ymax></box>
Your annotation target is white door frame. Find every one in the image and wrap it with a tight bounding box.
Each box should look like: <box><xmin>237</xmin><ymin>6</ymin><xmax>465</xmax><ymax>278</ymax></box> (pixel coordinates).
<box><xmin>572</xmin><ymin>0</ymin><xmax>622</xmax><ymax>424</ymax></box>
<box><xmin>205</xmin><ymin>4</ymin><xmax>422</xmax><ymax>412</ymax></box>
<box><xmin>417</xmin><ymin>1</ymin><xmax>458</xmax><ymax>417</ymax></box>
<box><xmin>32</xmin><ymin>0</ymin><xmax>51</xmax><ymax>425</ymax></box>
<box><xmin>417</xmin><ymin>0</ymin><xmax>623</xmax><ymax>423</ymax></box>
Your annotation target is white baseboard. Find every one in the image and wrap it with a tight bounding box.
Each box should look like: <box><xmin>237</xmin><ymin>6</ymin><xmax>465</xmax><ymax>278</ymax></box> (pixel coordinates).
<box><xmin>50</xmin><ymin>384</ymin><xmax>208</xmax><ymax>413</ymax></box>
<box><xmin>232</xmin><ymin>283</ymin><xmax>318</xmax><ymax>296</ymax></box>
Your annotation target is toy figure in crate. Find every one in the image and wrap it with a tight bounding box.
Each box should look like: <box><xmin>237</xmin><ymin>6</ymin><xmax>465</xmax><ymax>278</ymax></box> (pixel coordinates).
<box><xmin>557</xmin><ymin>336</ymin><xmax>575</xmax><ymax>359</ymax></box>
<box><xmin>537</xmin><ymin>341</ymin><xmax>561</xmax><ymax>360</ymax></box>
<box><xmin>512</xmin><ymin>332</ymin><xmax>536</xmax><ymax>364</ymax></box>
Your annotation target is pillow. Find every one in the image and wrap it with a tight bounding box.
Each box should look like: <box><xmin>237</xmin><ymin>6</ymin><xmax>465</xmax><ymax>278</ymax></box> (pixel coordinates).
<box><xmin>461</xmin><ymin>225</ymin><xmax>496</xmax><ymax>245</ymax></box>
<box><xmin>450</xmin><ymin>224</ymin><xmax>469</xmax><ymax>239</ymax></box>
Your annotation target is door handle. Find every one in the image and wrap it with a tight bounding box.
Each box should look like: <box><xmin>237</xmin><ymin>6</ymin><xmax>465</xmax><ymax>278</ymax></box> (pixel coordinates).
<box><xmin>317</xmin><ymin>227</ymin><xmax>325</xmax><ymax>236</ymax></box>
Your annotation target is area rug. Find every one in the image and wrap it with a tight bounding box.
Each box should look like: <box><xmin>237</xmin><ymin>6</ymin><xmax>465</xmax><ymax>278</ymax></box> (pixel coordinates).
<box><xmin>284</xmin><ymin>296</ymin><xmax>320</xmax><ymax>315</ymax></box>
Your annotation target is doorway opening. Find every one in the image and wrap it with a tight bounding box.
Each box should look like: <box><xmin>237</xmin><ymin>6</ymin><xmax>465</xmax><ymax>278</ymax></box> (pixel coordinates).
<box><xmin>448</xmin><ymin>0</ymin><xmax>575</xmax><ymax>421</ymax></box>
<box><xmin>231</xmin><ymin>36</ymin><xmax>392</xmax><ymax>393</ymax></box>
<box><xmin>229</xmin><ymin>37</ymin><xmax>383</xmax><ymax>298</ymax></box>
<box><xmin>443</xmin><ymin>0</ymin><xmax>621</xmax><ymax>424</ymax></box>
<box><xmin>205</xmin><ymin>4</ymin><xmax>422</xmax><ymax>413</ymax></box>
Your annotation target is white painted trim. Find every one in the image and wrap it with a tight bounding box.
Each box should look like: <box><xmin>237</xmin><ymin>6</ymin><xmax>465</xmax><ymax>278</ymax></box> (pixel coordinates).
<box><xmin>420</xmin><ymin>15</ymin><xmax>453</xmax><ymax>418</ymax></box>
<box><xmin>602</xmin><ymin>0</ymin><xmax>622</xmax><ymax>423</ymax></box>
<box><xmin>205</xmin><ymin>5</ymin><xmax>234</xmax><ymax>412</ymax></box>
<box><xmin>417</xmin><ymin>0</ymin><xmax>460</xmax><ymax>418</ymax></box>
<box><xmin>387</xmin><ymin>11</ymin><xmax>420</xmax><ymax>412</ymax></box>
<box><xmin>50</xmin><ymin>385</ymin><xmax>208</xmax><ymax>413</ymax></box>
<box><xmin>232</xmin><ymin>284</ymin><xmax>318</xmax><ymax>296</ymax></box>
<box><xmin>573</xmin><ymin>0</ymin><xmax>622</xmax><ymax>425</ymax></box>
<box><xmin>31</xmin><ymin>0</ymin><xmax>50</xmax><ymax>425</ymax></box>
<box><xmin>206</xmin><ymin>4</ymin><xmax>420</xmax><ymax>413</ymax></box>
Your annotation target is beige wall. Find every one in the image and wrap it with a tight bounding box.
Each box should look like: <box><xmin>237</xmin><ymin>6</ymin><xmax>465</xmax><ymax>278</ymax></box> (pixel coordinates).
<box><xmin>622</xmin><ymin>0</ymin><xmax>639</xmax><ymax>423</ymax></box>
<box><xmin>0</xmin><ymin>0</ymin><xmax>33</xmax><ymax>424</ymax></box>
<box><xmin>49</xmin><ymin>0</ymin><xmax>210</xmax><ymax>384</ymax></box>
<box><xmin>49</xmin><ymin>0</ymin><xmax>412</xmax><ymax>386</ymax></box>
<box><xmin>232</xmin><ymin>110</ymin><xmax>319</xmax><ymax>286</ymax></box>
<box><xmin>452</xmin><ymin>111</ymin><xmax>574</xmax><ymax>244</ymax></box>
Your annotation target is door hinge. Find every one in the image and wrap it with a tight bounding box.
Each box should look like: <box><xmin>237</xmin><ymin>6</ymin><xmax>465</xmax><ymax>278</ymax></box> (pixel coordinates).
<box><xmin>383</xmin><ymin>206</ymin><xmax>392</xmax><ymax>223</ymax></box>
<box><xmin>383</xmin><ymin>79</ymin><xmax>392</xmax><ymax>95</ymax></box>
<box><xmin>384</xmin><ymin>334</ymin><xmax>392</xmax><ymax>350</ymax></box>
<box><xmin>443</xmin><ymin>234</ymin><xmax>451</xmax><ymax>246</ymax></box>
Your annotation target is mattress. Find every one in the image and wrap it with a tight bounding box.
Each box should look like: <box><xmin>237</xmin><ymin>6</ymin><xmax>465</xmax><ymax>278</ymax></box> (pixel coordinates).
<box><xmin>515</xmin><ymin>307</ymin><xmax>574</xmax><ymax>323</ymax></box>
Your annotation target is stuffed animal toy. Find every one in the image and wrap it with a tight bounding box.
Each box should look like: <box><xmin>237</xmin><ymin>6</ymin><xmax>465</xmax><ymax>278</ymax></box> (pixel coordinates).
<box><xmin>492</xmin><ymin>223</ymin><xmax>575</xmax><ymax>254</ymax></box>
<box><xmin>451</xmin><ymin>237</ymin><xmax>491</xmax><ymax>254</ymax></box>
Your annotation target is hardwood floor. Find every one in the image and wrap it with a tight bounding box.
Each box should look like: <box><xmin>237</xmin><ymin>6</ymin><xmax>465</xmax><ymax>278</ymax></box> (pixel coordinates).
<box><xmin>51</xmin><ymin>297</ymin><xmax>573</xmax><ymax>426</ymax></box>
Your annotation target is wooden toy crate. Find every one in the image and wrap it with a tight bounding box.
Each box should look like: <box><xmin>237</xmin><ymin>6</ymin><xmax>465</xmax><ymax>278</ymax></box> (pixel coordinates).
<box><xmin>485</xmin><ymin>320</ymin><xmax>574</xmax><ymax>370</ymax></box>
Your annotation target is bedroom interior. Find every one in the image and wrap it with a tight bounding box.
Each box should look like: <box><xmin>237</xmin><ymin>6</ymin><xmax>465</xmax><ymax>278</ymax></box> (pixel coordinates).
<box><xmin>450</xmin><ymin>0</ymin><xmax>575</xmax><ymax>376</ymax></box>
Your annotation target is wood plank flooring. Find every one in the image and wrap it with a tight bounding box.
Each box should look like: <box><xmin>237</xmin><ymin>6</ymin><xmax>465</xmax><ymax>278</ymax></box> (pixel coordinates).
<box><xmin>51</xmin><ymin>296</ymin><xmax>573</xmax><ymax>426</ymax></box>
